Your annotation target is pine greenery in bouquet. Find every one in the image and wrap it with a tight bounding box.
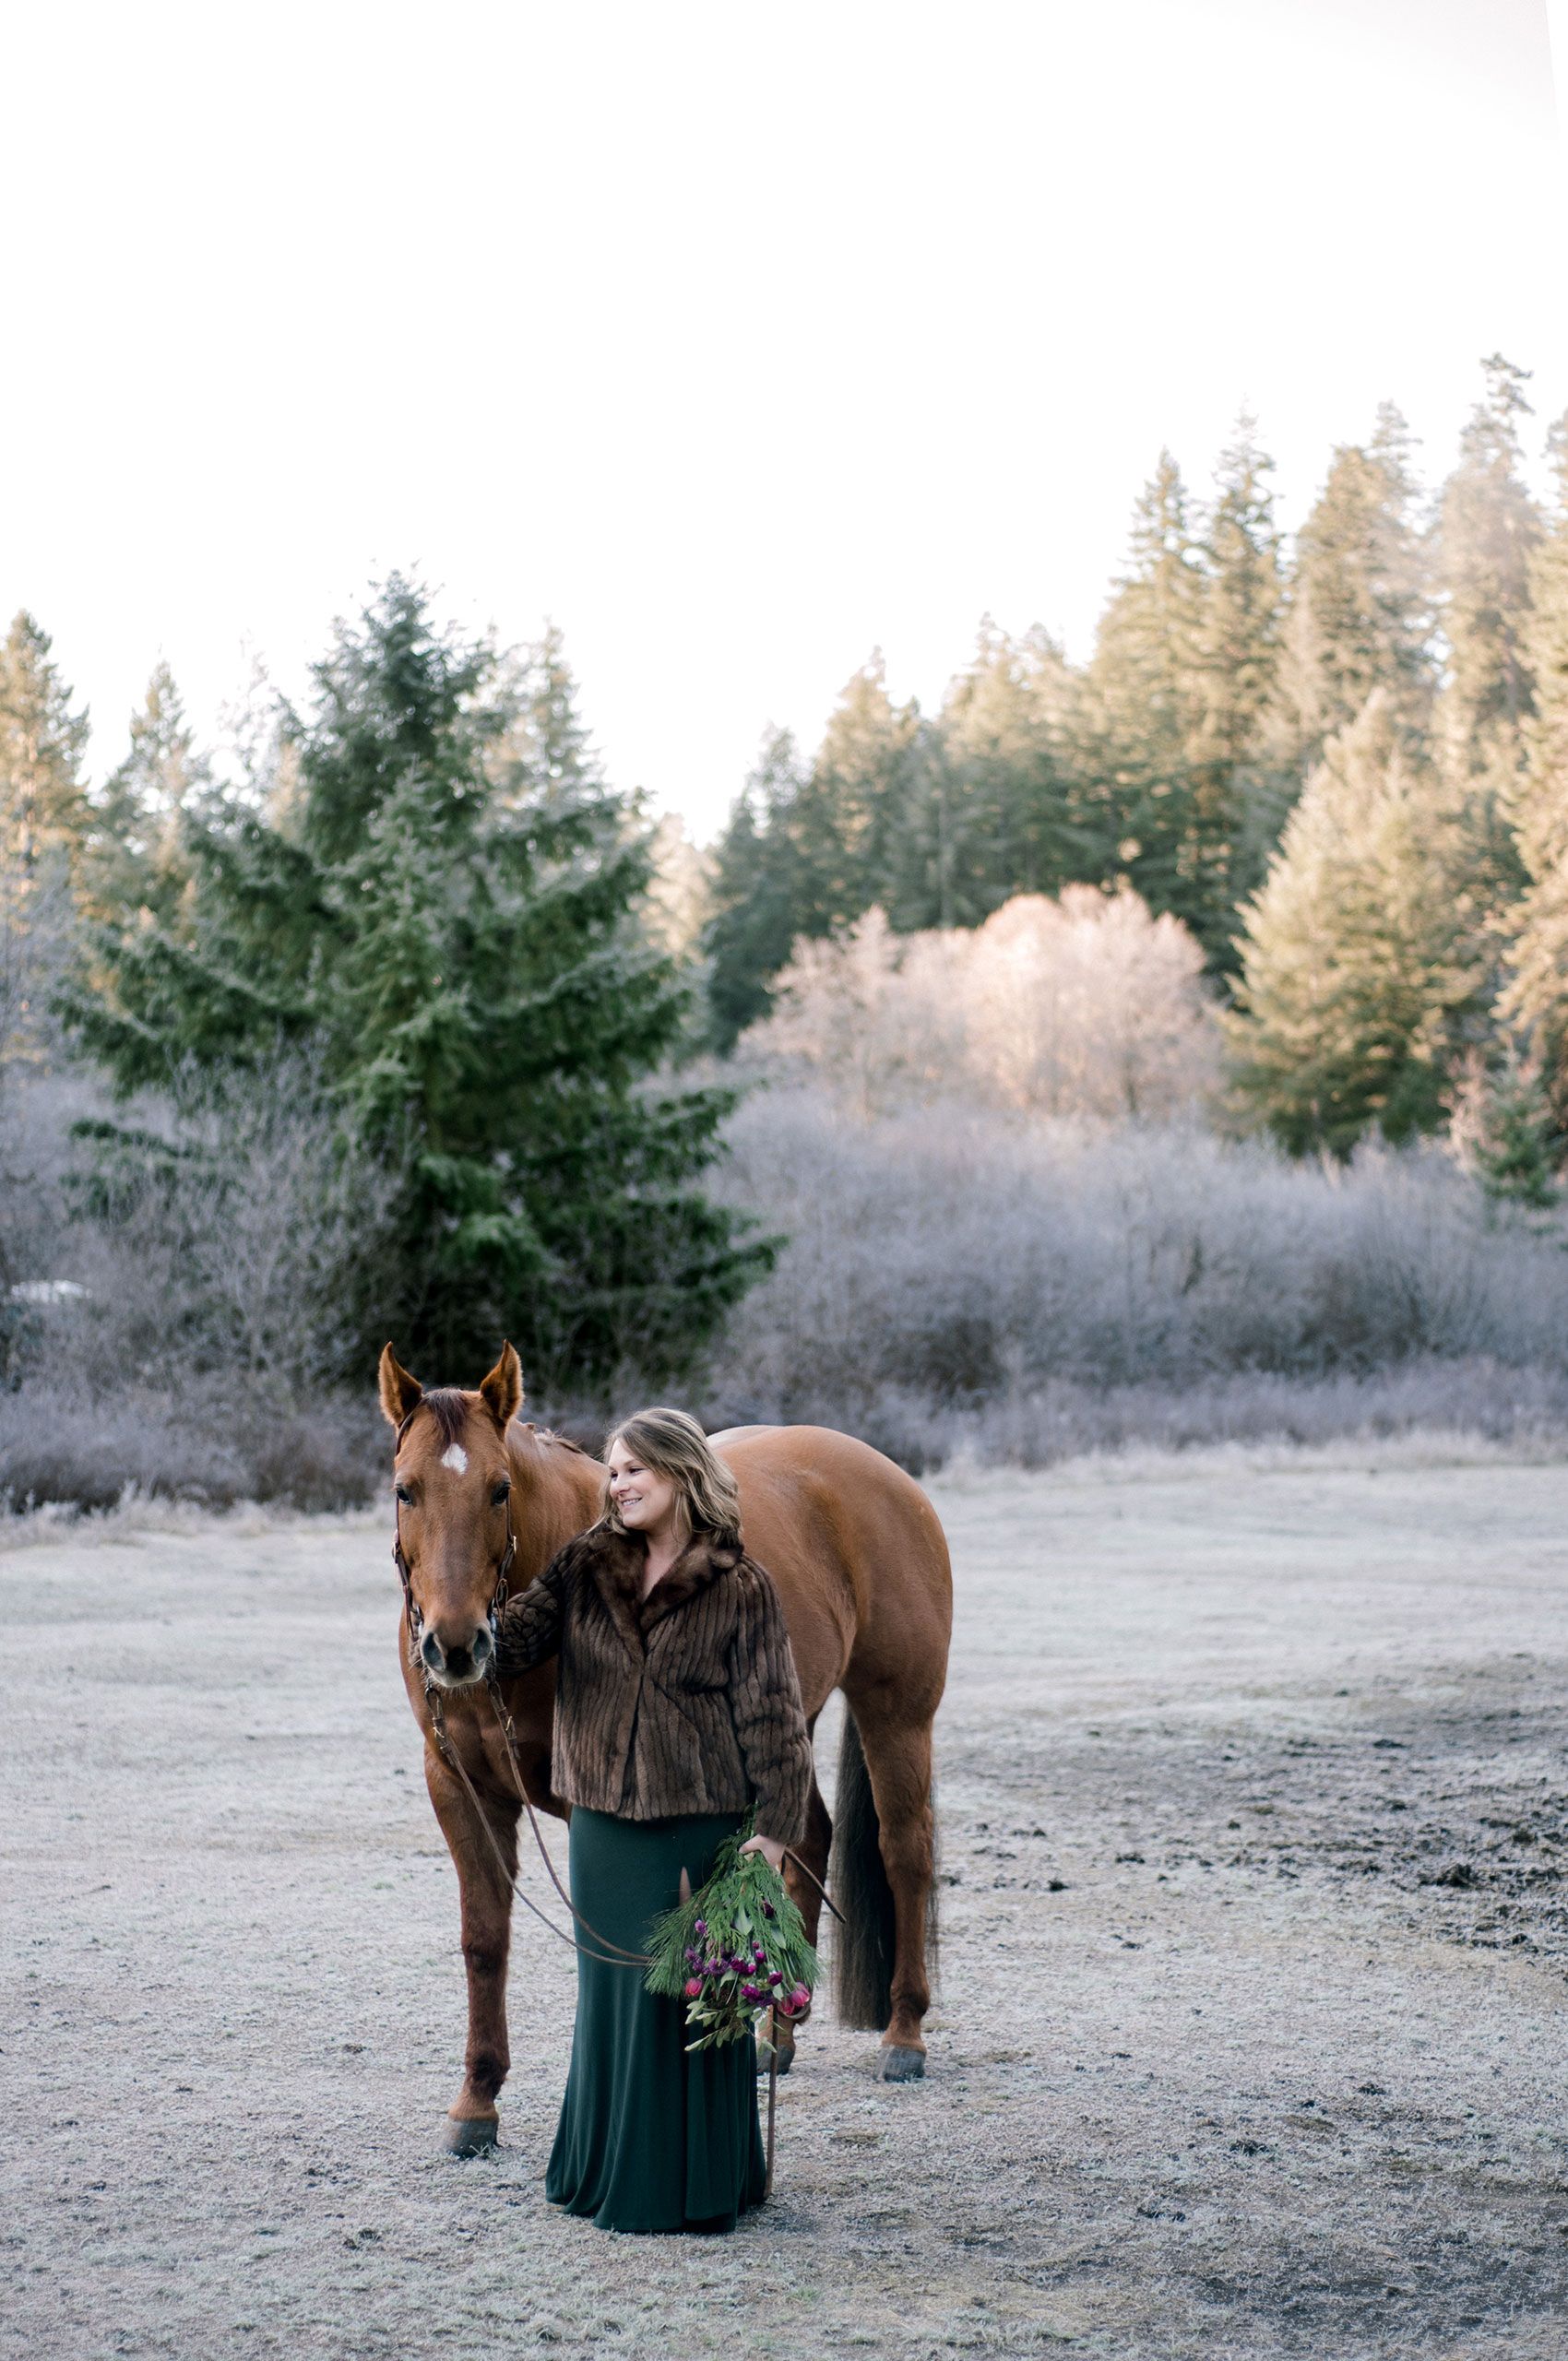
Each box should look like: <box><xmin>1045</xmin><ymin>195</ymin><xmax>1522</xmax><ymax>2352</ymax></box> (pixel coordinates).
<box><xmin>644</xmin><ymin>1813</ymin><xmax>820</xmax><ymax>2051</ymax></box>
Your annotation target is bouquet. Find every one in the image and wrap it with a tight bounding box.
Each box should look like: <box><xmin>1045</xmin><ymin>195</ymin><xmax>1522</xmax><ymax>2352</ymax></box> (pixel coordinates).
<box><xmin>643</xmin><ymin>1813</ymin><xmax>819</xmax><ymax>2052</ymax></box>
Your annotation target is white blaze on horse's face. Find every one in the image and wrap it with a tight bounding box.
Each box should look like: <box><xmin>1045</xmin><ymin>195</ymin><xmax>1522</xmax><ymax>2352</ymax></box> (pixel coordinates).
<box><xmin>441</xmin><ymin>1443</ymin><xmax>469</xmax><ymax>1475</ymax></box>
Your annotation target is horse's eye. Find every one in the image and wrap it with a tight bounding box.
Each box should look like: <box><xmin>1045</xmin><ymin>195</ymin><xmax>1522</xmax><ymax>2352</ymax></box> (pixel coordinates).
<box><xmin>491</xmin><ymin>1481</ymin><xmax>512</xmax><ymax>1507</ymax></box>
<box><xmin>395</xmin><ymin>1483</ymin><xmax>414</xmax><ymax>1506</ymax></box>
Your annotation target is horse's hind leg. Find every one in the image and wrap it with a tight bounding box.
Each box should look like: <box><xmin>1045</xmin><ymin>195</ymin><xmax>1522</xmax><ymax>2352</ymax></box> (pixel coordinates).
<box><xmin>843</xmin><ymin>1687</ymin><xmax>937</xmax><ymax>2081</ymax></box>
<box><xmin>424</xmin><ymin>1748</ymin><xmax>518</xmax><ymax>2154</ymax></box>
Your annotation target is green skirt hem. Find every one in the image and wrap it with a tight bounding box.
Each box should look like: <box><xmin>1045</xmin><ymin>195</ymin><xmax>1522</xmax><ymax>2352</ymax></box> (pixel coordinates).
<box><xmin>544</xmin><ymin>1805</ymin><xmax>768</xmax><ymax>2237</ymax></box>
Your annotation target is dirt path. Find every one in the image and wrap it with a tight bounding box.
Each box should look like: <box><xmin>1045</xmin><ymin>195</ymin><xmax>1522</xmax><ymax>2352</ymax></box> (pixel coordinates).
<box><xmin>6</xmin><ymin>1443</ymin><xmax>1568</xmax><ymax>2359</ymax></box>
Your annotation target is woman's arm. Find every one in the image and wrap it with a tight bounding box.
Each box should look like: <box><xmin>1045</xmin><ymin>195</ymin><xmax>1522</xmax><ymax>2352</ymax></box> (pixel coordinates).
<box><xmin>728</xmin><ymin>1560</ymin><xmax>814</xmax><ymax>1853</ymax></box>
<box><xmin>493</xmin><ymin>1546</ymin><xmax>572</xmax><ymax>1676</ymax></box>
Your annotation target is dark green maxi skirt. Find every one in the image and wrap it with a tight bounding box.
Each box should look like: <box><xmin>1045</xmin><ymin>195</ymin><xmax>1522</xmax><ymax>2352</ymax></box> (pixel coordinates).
<box><xmin>544</xmin><ymin>1805</ymin><xmax>768</xmax><ymax>2236</ymax></box>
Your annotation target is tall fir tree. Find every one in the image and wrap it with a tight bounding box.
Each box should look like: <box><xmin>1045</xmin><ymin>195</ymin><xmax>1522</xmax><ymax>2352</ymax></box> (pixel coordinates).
<box><xmin>91</xmin><ymin>661</ymin><xmax>212</xmax><ymax>920</ymax></box>
<box><xmin>1432</xmin><ymin>357</ymin><xmax>1543</xmax><ymax>1027</ymax></box>
<box><xmin>69</xmin><ymin>575</ymin><xmax>772</xmax><ymax>1387</ymax></box>
<box><xmin>1501</xmin><ymin>410</ymin><xmax>1568</xmax><ymax>1123</ymax></box>
<box><xmin>0</xmin><ymin>612</ymin><xmax>90</xmax><ymax>1081</ymax></box>
<box><xmin>1084</xmin><ymin>430</ymin><xmax>1287</xmax><ymax>966</ymax></box>
<box><xmin>701</xmin><ymin>665</ymin><xmax>920</xmax><ymax>1048</ymax></box>
<box><xmin>1437</xmin><ymin>355</ymin><xmax>1541</xmax><ymax>793</ymax></box>
<box><xmin>1082</xmin><ymin>452</ymin><xmax>1207</xmax><ymax>935</ymax></box>
<box><xmin>911</xmin><ymin>622</ymin><xmax>1097</xmax><ymax>929</ymax></box>
<box><xmin>0</xmin><ymin>611</ymin><xmax>90</xmax><ymax>880</ymax></box>
<box><xmin>703</xmin><ymin>726</ymin><xmax>811</xmax><ymax>1050</ymax></box>
<box><xmin>1227</xmin><ymin>693</ymin><xmax>1485</xmax><ymax>1156</ymax></box>
<box><xmin>1273</xmin><ymin>405</ymin><xmax>1433</xmax><ymax>771</ymax></box>
<box><xmin>1186</xmin><ymin>413</ymin><xmax>1286</xmax><ymax>954</ymax></box>
<box><xmin>792</xmin><ymin>654</ymin><xmax>921</xmax><ymax>932</ymax></box>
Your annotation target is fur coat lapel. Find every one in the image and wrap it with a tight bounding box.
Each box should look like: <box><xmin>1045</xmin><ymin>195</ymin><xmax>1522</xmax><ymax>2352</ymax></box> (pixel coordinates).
<box><xmin>587</xmin><ymin>1524</ymin><xmax>743</xmax><ymax>1651</ymax></box>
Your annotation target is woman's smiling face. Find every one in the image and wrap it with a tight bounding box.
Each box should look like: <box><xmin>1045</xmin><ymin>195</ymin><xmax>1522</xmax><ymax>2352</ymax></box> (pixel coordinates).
<box><xmin>607</xmin><ymin>1438</ymin><xmax>682</xmax><ymax>1536</ymax></box>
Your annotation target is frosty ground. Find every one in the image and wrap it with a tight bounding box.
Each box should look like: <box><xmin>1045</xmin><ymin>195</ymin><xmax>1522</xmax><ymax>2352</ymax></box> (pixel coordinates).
<box><xmin>5</xmin><ymin>1442</ymin><xmax>1568</xmax><ymax>2360</ymax></box>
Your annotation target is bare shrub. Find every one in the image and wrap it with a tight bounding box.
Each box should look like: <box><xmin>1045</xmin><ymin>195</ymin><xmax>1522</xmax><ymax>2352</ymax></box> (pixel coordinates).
<box><xmin>0</xmin><ymin>1050</ymin><xmax>402</xmax><ymax>1508</ymax></box>
<box><xmin>0</xmin><ymin>1383</ymin><xmax>386</xmax><ymax>1514</ymax></box>
<box><xmin>698</xmin><ymin>1086</ymin><xmax>1568</xmax><ymax>1455</ymax></box>
<box><xmin>741</xmin><ymin>889</ymin><xmax>1221</xmax><ymax>1118</ymax></box>
<box><xmin>53</xmin><ymin>1047</ymin><xmax>401</xmax><ymax>1401</ymax></box>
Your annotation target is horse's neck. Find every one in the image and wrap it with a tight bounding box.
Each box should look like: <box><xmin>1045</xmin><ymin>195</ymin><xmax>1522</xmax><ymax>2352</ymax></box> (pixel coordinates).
<box><xmin>506</xmin><ymin>1428</ymin><xmax>604</xmax><ymax>1581</ymax></box>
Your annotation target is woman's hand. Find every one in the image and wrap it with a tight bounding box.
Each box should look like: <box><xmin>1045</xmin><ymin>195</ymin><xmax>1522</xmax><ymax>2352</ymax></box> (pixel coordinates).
<box><xmin>740</xmin><ymin>1833</ymin><xmax>787</xmax><ymax>1873</ymax></box>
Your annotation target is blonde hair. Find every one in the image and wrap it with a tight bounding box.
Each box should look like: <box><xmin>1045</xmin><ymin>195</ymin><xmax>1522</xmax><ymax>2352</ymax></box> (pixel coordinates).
<box><xmin>603</xmin><ymin>1406</ymin><xmax>742</xmax><ymax>1543</ymax></box>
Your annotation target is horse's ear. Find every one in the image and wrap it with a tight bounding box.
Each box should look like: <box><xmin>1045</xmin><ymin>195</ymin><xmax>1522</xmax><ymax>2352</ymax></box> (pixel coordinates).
<box><xmin>379</xmin><ymin>1344</ymin><xmax>423</xmax><ymax>1430</ymax></box>
<box><xmin>479</xmin><ymin>1342</ymin><xmax>524</xmax><ymax>1432</ymax></box>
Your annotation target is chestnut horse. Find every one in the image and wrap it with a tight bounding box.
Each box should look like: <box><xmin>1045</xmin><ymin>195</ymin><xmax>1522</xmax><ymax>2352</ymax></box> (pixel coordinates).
<box><xmin>378</xmin><ymin>1342</ymin><xmax>952</xmax><ymax>2154</ymax></box>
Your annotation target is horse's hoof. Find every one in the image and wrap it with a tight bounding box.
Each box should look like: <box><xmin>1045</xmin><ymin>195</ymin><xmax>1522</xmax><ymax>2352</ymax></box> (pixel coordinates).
<box><xmin>444</xmin><ymin>2115</ymin><xmax>499</xmax><ymax>2155</ymax></box>
<box><xmin>878</xmin><ymin>2044</ymin><xmax>926</xmax><ymax>2082</ymax></box>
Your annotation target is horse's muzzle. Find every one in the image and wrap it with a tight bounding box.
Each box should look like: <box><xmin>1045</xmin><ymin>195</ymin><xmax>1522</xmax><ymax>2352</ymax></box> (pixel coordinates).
<box><xmin>420</xmin><ymin>1620</ymin><xmax>494</xmax><ymax>1690</ymax></box>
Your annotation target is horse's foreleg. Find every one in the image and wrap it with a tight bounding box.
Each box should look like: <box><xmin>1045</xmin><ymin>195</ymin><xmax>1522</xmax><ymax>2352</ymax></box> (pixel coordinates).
<box><xmin>846</xmin><ymin>1696</ymin><xmax>937</xmax><ymax>2081</ymax></box>
<box><xmin>424</xmin><ymin>1745</ymin><xmax>518</xmax><ymax>2154</ymax></box>
<box><xmin>764</xmin><ymin>1771</ymin><xmax>833</xmax><ymax>2078</ymax></box>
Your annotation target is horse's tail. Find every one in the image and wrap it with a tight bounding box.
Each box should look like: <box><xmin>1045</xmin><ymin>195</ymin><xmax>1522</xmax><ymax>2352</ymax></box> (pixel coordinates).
<box><xmin>830</xmin><ymin>1706</ymin><xmax>940</xmax><ymax>2029</ymax></box>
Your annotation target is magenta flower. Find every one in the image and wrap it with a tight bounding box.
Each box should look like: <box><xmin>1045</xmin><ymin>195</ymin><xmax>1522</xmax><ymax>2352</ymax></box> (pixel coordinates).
<box><xmin>683</xmin><ymin>1977</ymin><xmax>702</xmax><ymax>1999</ymax></box>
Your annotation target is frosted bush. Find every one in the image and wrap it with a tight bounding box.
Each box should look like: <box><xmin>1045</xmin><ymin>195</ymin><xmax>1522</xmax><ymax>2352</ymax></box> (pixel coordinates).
<box><xmin>702</xmin><ymin>1086</ymin><xmax>1568</xmax><ymax>1424</ymax></box>
<box><xmin>742</xmin><ymin>888</ymin><xmax>1221</xmax><ymax>1119</ymax></box>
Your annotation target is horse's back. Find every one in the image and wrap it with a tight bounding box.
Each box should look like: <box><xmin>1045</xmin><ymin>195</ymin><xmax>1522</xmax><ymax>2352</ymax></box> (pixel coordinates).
<box><xmin>712</xmin><ymin>1424</ymin><xmax>952</xmax><ymax>1706</ymax></box>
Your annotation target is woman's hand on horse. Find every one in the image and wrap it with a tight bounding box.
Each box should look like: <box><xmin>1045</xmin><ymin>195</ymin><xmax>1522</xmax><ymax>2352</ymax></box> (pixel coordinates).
<box><xmin>740</xmin><ymin>1833</ymin><xmax>787</xmax><ymax>1872</ymax></box>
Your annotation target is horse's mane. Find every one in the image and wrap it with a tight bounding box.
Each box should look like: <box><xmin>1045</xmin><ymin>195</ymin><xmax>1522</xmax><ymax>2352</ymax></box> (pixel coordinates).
<box><xmin>525</xmin><ymin>1424</ymin><xmax>594</xmax><ymax>1461</ymax></box>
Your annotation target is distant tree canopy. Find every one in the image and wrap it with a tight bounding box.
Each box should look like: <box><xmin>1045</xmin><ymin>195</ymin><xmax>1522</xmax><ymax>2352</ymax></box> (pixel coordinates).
<box><xmin>703</xmin><ymin>358</ymin><xmax>1568</xmax><ymax>1179</ymax></box>
<box><xmin>65</xmin><ymin>576</ymin><xmax>773</xmax><ymax>1387</ymax></box>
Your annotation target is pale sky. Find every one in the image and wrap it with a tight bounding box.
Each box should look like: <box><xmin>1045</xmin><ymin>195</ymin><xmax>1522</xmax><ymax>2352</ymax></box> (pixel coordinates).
<box><xmin>5</xmin><ymin>1</ymin><xmax>1564</xmax><ymax>840</ymax></box>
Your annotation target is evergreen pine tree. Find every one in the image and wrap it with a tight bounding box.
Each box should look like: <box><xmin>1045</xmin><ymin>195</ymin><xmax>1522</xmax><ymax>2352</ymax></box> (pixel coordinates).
<box><xmin>703</xmin><ymin>727</ymin><xmax>810</xmax><ymax>1050</ymax></box>
<box><xmin>1274</xmin><ymin>406</ymin><xmax>1433</xmax><ymax>770</ymax></box>
<box><xmin>0</xmin><ymin>612</ymin><xmax>89</xmax><ymax>1078</ymax></box>
<box><xmin>0</xmin><ymin>611</ymin><xmax>90</xmax><ymax>880</ymax></box>
<box><xmin>69</xmin><ymin>575</ymin><xmax>772</xmax><ymax>1386</ymax></box>
<box><xmin>1437</xmin><ymin>355</ymin><xmax>1541</xmax><ymax>789</ymax></box>
<box><xmin>1185</xmin><ymin>413</ymin><xmax>1286</xmax><ymax>953</ymax></box>
<box><xmin>1431</xmin><ymin>357</ymin><xmax>1543</xmax><ymax>1025</ymax></box>
<box><xmin>1500</xmin><ymin>410</ymin><xmax>1568</xmax><ymax>1123</ymax></box>
<box><xmin>1082</xmin><ymin>452</ymin><xmax>1207</xmax><ymax>933</ymax></box>
<box><xmin>917</xmin><ymin>622</ymin><xmax>1098</xmax><ymax>928</ymax></box>
<box><xmin>91</xmin><ymin>661</ymin><xmax>212</xmax><ymax>919</ymax></box>
<box><xmin>1227</xmin><ymin>693</ymin><xmax>1484</xmax><ymax>1155</ymax></box>
<box><xmin>792</xmin><ymin>654</ymin><xmax>921</xmax><ymax>931</ymax></box>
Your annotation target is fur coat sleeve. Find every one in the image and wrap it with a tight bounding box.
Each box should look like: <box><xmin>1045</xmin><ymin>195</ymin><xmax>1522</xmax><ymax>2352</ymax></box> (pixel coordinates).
<box><xmin>492</xmin><ymin>1525</ymin><xmax>814</xmax><ymax>1845</ymax></box>
<box><xmin>728</xmin><ymin>1558</ymin><xmax>814</xmax><ymax>1846</ymax></box>
<box><xmin>493</xmin><ymin>1546</ymin><xmax>571</xmax><ymax>1670</ymax></box>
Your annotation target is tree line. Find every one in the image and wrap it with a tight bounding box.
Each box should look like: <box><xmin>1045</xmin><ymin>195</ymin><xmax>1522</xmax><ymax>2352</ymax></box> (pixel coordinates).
<box><xmin>705</xmin><ymin>356</ymin><xmax>1568</xmax><ymax>1192</ymax></box>
<box><xmin>4</xmin><ymin>351</ymin><xmax>1566</xmax><ymax>1409</ymax></box>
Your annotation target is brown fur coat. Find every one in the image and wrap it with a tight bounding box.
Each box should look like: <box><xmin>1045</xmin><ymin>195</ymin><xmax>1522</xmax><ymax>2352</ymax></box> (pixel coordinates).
<box><xmin>494</xmin><ymin>1521</ymin><xmax>815</xmax><ymax>1846</ymax></box>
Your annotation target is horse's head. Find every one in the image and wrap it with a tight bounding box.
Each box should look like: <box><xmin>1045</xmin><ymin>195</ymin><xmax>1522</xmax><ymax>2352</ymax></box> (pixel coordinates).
<box><xmin>378</xmin><ymin>1340</ymin><xmax>523</xmax><ymax>1691</ymax></box>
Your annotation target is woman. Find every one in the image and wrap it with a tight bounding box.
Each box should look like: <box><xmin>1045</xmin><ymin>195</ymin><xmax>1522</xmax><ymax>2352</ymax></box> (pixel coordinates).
<box><xmin>493</xmin><ymin>1406</ymin><xmax>814</xmax><ymax>2236</ymax></box>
